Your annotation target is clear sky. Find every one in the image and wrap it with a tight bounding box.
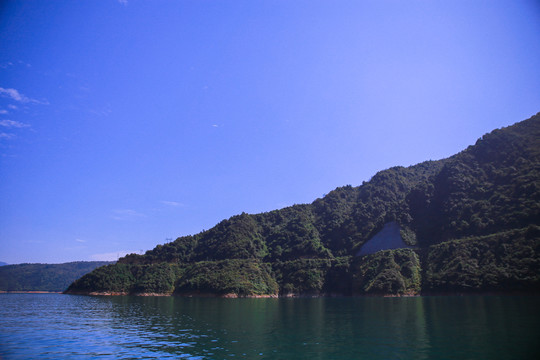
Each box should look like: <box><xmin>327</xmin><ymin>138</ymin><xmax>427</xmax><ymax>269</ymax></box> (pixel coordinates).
<box><xmin>1</xmin><ymin>0</ymin><xmax>539</xmax><ymax>264</ymax></box>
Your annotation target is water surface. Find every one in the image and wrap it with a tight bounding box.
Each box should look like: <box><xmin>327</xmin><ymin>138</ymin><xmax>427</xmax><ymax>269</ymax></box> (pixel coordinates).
<box><xmin>1</xmin><ymin>294</ymin><xmax>539</xmax><ymax>359</ymax></box>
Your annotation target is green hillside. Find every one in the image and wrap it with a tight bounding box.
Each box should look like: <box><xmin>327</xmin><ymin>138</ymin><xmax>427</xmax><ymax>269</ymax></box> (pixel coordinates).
<box><xmin>66</xmin><ymin>113</ymin><xmax>540</xmax><ymax>296</ymax></box>
<box><xmin>0</xmin><ymin>262</ymin><xmax>112</xmax><ymax>292</ymax></box>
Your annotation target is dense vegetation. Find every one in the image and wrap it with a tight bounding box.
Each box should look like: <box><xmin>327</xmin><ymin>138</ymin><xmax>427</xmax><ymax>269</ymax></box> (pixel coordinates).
<box><xmin>67</xmin><ymin>113</ymin><xmax>540</xmax><ymax>296</ymax></box>
<box><xmin>0</xmin><ymin>262</ymin><xmax>111</xmax><ymax>292</ymax></box>
<box><xmin>424</xmin><ymin>225</ymin><xmax>540</xmax><ymax>293</ymax></box>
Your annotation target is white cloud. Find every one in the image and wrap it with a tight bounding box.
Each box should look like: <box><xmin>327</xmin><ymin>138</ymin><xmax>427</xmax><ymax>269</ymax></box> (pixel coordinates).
<box><xmin>0</xmin><ymin>110</ymin><xmax>7</xmax><ymax>114</ymax></box>
<box><xmin>17</xmin><ymin>60</ymin><xmax>31</xmax><ymax>68</ymax></box>
<box><xmin>118</xmin><ymin>0</ymin><xmax>128</xmax><ymax>5</ymax></box>
<box><xmin>75</xmin><ymin>238</ymin><xmax>86</xmax><ymax>243</ymax></box>
<box><xmin>90</xmin><ymin>250</ymin><xmax>136</xmax><ymax>261</ymax></box>
<box><xmin>161</xmin><ymin>200</ymin><xmax>183</xmax><ymax>207</ymax></box>
<box><xmin>111</xmin><ymin>209</ymin><xmax>147</xmax><ymax>221</ymax></box>
<box><xmin>212</xmin><ymin>124</ymin><xmax>219</xmax><ymax>128</ymax></box>
<box><xmin>89</xmin><ymin>107</ymin><xmax>112</xmax><ymax>117</ymax></box>
<box><xmin>0</xmin><ymin>120</ymin><xmax>30</xmax><ymax>128</ymax></box>
<box><xmin>8</xmin><ymin>105</ymin><xmax>17</xmax><ymax>110</ymax></box>
<box><xmin>0</xmin><ymin>132</ymin><xmax>15</xmax><ymax>139</ymax></box>
<box><xmin>0</xmin><ymin>87</ymin><xmax>29</xmax><ymax>102</ymax></box>
<box><xmin>0</xmin><ymin>87</ymin><xmax>48</xmax><ymax>105</ymax></box>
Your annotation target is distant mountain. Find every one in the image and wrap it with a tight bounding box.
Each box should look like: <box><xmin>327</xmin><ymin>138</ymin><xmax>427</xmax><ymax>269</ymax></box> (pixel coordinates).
<box><xmin>0</xmin><ymin>262</ymin><xmax>112</xmax><ymax>292</ymax></box>
<box><xmin>0</xmin><ymin>262</ymin><xmax>8</xmax><ymax>266</ymax></box>
<box><xmin>67</xmin><ymin>113</ymin><xmax>540</xmax><ymax>297</ymax></box>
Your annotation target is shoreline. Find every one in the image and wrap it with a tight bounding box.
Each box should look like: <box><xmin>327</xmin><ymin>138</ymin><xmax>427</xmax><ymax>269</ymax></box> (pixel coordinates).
<box><xmin>61</xmin><ymin>290</ymin><xmax>540</xmax><ymax>298</ymax></box>
<box><xmin>0</xmin><ymin>291</ymin><xmax>62</xmax><ymax>294</ymax></box>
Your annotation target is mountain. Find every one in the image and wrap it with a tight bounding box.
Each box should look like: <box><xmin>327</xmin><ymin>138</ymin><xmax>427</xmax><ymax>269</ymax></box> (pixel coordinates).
<box><xmin>66</xmin><ymin>113</ymin><xmax>540</xmax><ymax>296</ymax></box>
<box><xmin>0</xmin><ymin>262</ymin><xmax>8</xmax><ymax>266</ymax></box>
<box><xmin>0</xmin><ymin>261</ymin><xmax>112</xmax><ymax>292</ymax></box>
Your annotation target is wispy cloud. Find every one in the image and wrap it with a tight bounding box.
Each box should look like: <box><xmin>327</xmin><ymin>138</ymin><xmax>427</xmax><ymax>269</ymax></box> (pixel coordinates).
<box><xmin>90</xmin><ymin>250</ymin><xmax>136</xmax><ymax>261</ymax></box>
<box><xmin>0</xmin><ymin>132</ymin><xmax>15</xmax><ymax>140</ymax></box>
<box><xmin>111</xmin><ymin>209</ymin><xmax>147</xmax><ymax>221</ymax></box>
<box><xmin>161</xmin><ymin>200</ymin><xmax>183</xmax><ymax>207</ymax></box>
<box><xmin>0</xmin><ymin>120</ymin><xmax>30</xmax><ymax>128</ymax></box>
<box><xmin>118</xmin><ymin>0</ymin><xmax>128</xmax><ymax>5</ymax></box>
<box><xmin>1</xmin><ymin>61</ymin><xmax>31</xmax><ymax>69</ymax></box>
<box><xmin>0</xmin><ymin>88</ymin><xmax>26</xmax><ymax>102</ymax></box>
<box><xmin>17</xmin><ymin>60</ymin><xmax>31</xmax><ymax>68</ymax></box>
<box><xmin>212</xmin><ymin>124</ymin><xmax>219</xmax><ymax>128</ymax></box>
<box><xmin>0</xmin><ymin>87</ymin><xmax>48</xmax><ymax>105</ymax></box>
<box><xmin>89</xmin><ymin>107</ymin><xmax>112</xmax><ymax>117</ymax></box>
<box><xmin>75</xmin><ymin>238</ymin><xmax>87</xmax><ymax>243</ymax></box>
<box><xmin>0</xmin><ymin>110</ymin><xmax>7</xmax><ymax>114</ymax></box>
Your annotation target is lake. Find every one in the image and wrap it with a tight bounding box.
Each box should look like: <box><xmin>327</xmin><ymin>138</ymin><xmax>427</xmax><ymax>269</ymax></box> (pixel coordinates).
<box><xmin>0</xmin><ymin>294</ymin><xmax>539</xmax><ymax>359</ymax></box>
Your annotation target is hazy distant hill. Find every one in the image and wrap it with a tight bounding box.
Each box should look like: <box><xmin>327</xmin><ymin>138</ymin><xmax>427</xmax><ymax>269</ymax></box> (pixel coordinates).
<box><xmin>0</xmin><ymin>262</ymin><xmax>8</xmax><ymax>266</ymax></box>
<box><xmin>67</xmin><ymin>113</ymin><xmax>540</xmax><ymax>297</ymax></box>
<box><xmin>0</xmin><ymin>262</ymin><xmax>112</xmax><ymax>292</ymax></box>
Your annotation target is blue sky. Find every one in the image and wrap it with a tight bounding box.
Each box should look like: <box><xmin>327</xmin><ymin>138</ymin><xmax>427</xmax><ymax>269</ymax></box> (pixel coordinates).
<box><xmin>1</xmin><ymin>1</ymin><xmax>539</xmax><ymax>264</ymax></box>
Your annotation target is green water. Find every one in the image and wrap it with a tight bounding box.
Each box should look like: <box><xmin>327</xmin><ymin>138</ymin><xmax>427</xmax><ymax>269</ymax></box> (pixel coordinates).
<box><xmin>0</xmin><ymin>294</ymin><xmax>539</xmax><ymax>359</ymax></box>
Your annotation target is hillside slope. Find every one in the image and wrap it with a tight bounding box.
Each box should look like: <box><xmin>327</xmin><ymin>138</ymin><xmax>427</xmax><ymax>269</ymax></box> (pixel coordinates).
<box><xmin>0</xmin><ymin>262</ymin><xmax>112</xmax><ymax>292</ymax></box>
<box><xmin>67</xmin><ymin>113</ymin><xmax>540</xmax><ymax>296</ymax></box>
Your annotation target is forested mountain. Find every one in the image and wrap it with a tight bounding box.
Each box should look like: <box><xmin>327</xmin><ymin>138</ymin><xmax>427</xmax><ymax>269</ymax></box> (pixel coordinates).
<box><xmin>67</xmin><ymin>113</ymin><xmax>540</xmax><ymax>296</ymax></box>
<box><xmin>0</xmin><ymin>262</ymin><xmax>112</xmax><ymax>292</ymax></box>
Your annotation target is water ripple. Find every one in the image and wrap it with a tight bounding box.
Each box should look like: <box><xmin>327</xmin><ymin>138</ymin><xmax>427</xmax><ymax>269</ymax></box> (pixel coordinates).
<box><xmin>1</xmin><ymin>294</ymin><xmax>539</xmax><ymax>359</ymax></box>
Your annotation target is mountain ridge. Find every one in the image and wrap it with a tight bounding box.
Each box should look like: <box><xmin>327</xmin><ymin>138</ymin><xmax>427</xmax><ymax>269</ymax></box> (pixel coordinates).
<box><xmin>66</xmin><ymin>113</ymin><xmax>540</xmax><ymax>296</ymax></box>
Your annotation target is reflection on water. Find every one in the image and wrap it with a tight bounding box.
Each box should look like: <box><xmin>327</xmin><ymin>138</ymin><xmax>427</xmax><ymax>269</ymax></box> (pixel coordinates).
<box><xmin>1</xmin><ymin>294</ymin><xmax>539</xmax><ymax>359</ymax></box>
